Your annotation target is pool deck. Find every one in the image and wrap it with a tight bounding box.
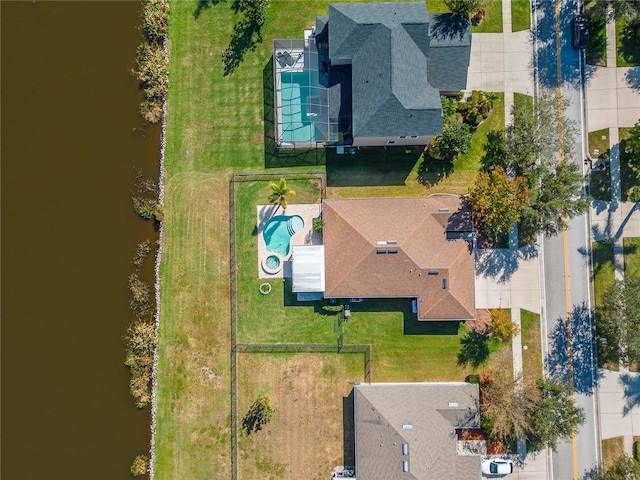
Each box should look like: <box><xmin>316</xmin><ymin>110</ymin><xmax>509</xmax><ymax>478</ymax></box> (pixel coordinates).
<box><xmin>257</xmin><ymin>204</ymin><xmax>323</xmax><ymax>279</ymax></box>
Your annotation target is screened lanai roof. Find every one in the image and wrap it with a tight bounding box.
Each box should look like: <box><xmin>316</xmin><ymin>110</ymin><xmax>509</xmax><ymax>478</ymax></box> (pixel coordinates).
<box><xmin>291</xmin><ymin>245</ymin><xmax>325</xmax><ymax>293</ymax></box>
<box><xmin>273</xmin><ymin>38</ymin><xmax>342</xmax><ymax>148</ymax></box>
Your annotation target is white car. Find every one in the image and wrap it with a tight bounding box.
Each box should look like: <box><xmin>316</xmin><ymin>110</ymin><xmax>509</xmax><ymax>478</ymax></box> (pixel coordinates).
<box><xmin>481</xmin><ymin>458</ymin><xmax>513</xmax><ymax>476</ymax></box>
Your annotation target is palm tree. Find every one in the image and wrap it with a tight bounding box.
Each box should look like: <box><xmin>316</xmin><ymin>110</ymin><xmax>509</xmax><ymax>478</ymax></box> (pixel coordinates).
<box><xmin>268</xmin><ymin>177</ymin><xmax>296</xmax><ymax>210</ymax></box>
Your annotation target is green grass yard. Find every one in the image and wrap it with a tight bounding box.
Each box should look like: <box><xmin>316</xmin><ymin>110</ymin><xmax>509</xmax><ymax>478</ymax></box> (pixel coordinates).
<box><xmin>592</xmin><ymin>241</ymin><xmax>617</xmax><ymax>370</ymax></box>
<box><xmin>521</xmin><ymin>309</ymin><xmax>542</xmax><ymax>384</ymax></box>
<box><xmin>616</xmin><ymin>18</ymin><xmax>640</xmax><ymax>67</ymax></box>
<box><xmin>624</xmin><ymin>238</ymin><xmax>640</xmax><ymax>279</ymax></box>
<box><xmin>511</xmin><ymin>0</ymin><xmax>531</xmax><ymax>32</ymax></box>
<box><xmin>588</xmin><ymin>129</ymin><xmax>612</xmax><ymax>201</ymax></box>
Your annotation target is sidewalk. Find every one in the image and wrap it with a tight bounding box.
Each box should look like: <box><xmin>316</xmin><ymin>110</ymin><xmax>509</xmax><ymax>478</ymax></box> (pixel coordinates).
<box><xmin>584</xmin><ymin>6</ymin><xmax>640</xmax><ymax>459</ymax></box>
<box><xmin>469</xmin><ymin>1</ymin><xmax>549</xmax><ymax>476</ymax></box>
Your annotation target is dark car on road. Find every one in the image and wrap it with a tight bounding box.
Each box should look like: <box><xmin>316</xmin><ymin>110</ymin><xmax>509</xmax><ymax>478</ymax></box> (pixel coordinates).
<box><xmin>572</xmin><ymin>14</ymin><xmax>589</xmax><ymax>49</ymax></box>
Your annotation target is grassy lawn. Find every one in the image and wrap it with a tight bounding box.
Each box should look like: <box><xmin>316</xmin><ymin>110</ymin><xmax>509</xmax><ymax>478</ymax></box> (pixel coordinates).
<box><xmin>511</xmin><ymin>0</ymin><xmax>531</xmax><ymax>32</ymax></box>
<box><xmin>158</xmin><ymin>1</ymin><xmax>507</xmax><ymax>478</ymax></box>
<box><xmin>616</xmin><ymin>18</ymin><xmax>640</xmax><ymax>67</ymax></box>
<box><xmin>624</xmin><ymin>238</ymin><xmax>640</xmax><ymax>279</ymax></box>
<box><xmin>327</xmin><ymin>93</ymin><xmax>505</xmax><ymax>199</ymax></box>
<box><xmin>585</xmin><ymin>0</ymin><xmax>607</xmax><ymax>66</ymax></box>
<box><xmin>235</xmin><ymin>178</ymin><xmax>506</xmax><ymax>381</ymax></box>
<box><xmin>237</xmin><ymin>353</ymin><xmax>362</xmax><ymax>480</ymax></box>
<box><xmin>588</xmin><ymin>129</ymin><xmax>612</xmax><ymax>201</ymax></box>
<box><xmin>520</xmin><ymin>309</ymin><xmax>542</xmax><ymax>385</ymax></box>
<box><xmin>620</xmin><ymin>127</ymin><xmax>640</xmax><ymax>201</ymax></box>
<box><xmin>592</xmin><ymin>241</ymin><xmax>618</xmax><ymax>370</ymax></box>
<box><xmin>427</xmin><ymin>0</ymin><xmax>503</xmax><ymax>32</ymax></box>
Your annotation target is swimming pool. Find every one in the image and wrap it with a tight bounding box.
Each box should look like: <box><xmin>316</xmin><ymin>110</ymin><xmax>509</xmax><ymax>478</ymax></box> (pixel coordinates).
<box><xmin>279</xmin><ymin>71</ymin><xmax>319</xmax><ymax>143</ymax></box>
<box><xmin>262</xmin><ymin>214</ymin><xmax>304</xmax><ymax>257</ymax></box>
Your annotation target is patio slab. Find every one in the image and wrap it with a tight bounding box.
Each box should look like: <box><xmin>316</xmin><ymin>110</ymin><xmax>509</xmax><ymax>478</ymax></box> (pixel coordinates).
<box><xmin>257</xmin><ymin>203</ymin><xmax>322</xmax><ymax>279</ymax></box>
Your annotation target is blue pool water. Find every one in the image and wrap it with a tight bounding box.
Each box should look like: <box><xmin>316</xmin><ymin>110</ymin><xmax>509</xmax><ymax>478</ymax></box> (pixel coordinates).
<box><xmin>263</xmin><ymin>214</ymin><xmax>304</xmax><ymax>257</ymax></box>
<box><xmin>279</xmin><ymin>71</ymin><xmax>319</xmax><ymax>143</ymax></box>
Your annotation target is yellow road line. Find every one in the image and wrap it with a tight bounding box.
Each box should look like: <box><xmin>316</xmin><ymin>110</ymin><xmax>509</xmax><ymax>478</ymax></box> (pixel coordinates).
<box><xmin>554</xmin><ymin>0</ymin><xmax>580</xmax><ymax>477</ymax></box>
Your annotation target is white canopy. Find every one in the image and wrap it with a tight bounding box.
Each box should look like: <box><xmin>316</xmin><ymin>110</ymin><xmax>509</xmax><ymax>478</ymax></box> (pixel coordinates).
<box><xmin>291</xmin><ymin>245</ymin><xmax>325</xmax><ymax>293</ymax></box>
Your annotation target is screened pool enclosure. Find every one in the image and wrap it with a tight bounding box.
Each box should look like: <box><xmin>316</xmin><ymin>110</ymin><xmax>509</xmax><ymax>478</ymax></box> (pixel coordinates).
<box><xmin>273</xmin><ymin>38</ymin><xmax>343</xmax><ymax>149</ymax></box>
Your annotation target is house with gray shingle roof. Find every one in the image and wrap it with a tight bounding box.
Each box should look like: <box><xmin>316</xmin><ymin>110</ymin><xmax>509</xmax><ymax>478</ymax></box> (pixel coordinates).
<box><xmin>273</xmin><ymin>2</ymin><xmax>471</xmax><ymax>148</ymax></box>
<box><xmin>291</xmin><ymin>195</ymin><xmax>476</xmax><ymax>321</ymax></box>
<box><xmin>354</xmin><ymin>382</ymin><xmax>483</xmax><ymax>480</ymax></box>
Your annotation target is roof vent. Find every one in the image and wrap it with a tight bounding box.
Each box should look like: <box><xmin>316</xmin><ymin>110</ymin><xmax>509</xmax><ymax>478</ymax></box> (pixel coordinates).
<box><xmin>442</xmin><ymin>278</ymin><xmax>448</xmax><ymax>289</ymax></box>
<box><xmin>402</xmin><ymin>461</ymin><xmax>409</xmax><ymax>473</ymax></box>
<box><xmin>439</xmin><ymin>208</ymin><xmax>449</xmax><ymax>213</ymax></box>
<box><xmin>376</xmin><ymin>241</ymin><xmax>387</xmax><ymax>245</ymax></box>
<box><xmin>402</xmin><ymin>424</ymin><xmax>413</xmax><ymax>430</ymax></box>
<box><xmin>387</xmin><ymin>240</ymin><xmax>398</xmax><ymax>245</ymax></box>
<box><xmin>448</xmin><ymin>401</ymin><xmax>459</xmax><ymax>407</ymax></box>
<box><xmin>402</xmin><ymin>443</ymin><xmax>409</xmax><ymax>455</ymax></box>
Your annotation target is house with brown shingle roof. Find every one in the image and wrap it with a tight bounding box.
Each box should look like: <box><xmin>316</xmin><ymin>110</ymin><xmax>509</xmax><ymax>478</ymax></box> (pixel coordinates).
<box><xmin>354</xmin><ymin>382</ymin><xmax>483</xmax><ymax>480</ymax></box>
<box><xmin>292</xmin><ymin>196</ymin><xmax>475</xmax><ymax>321</ymax></box>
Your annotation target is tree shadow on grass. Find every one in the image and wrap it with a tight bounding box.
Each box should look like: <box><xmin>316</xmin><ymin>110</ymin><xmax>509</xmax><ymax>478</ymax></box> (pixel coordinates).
<box><xmin>222</xmin><ymin>2</ymin><xmax>266</xmax><ymax>76</ymax></box>
<box><xmin>618</xmin><ymin>22</ymin><xmax>640</xmax><ymax>67</ymax></box>
<box><xmin>193</xmin><ymin>0</ymin><xmax>223</xmax><ymax>19</ymax></box>
<box><xmin>342</xmin><ymin>391</ymin><xmax>355</xmax><ymax>466</ymax></box>
<box><xmin>457</xmin><ymin>330</ymin><xmax>490</xmax><ymax>368</ymax></box>
<box><xmin>417</xmin><ymin>154</ymin><xmax>454</xmax><ymax>187</ymax></box>
<box><xmin>585</xmin><ymin>11</ymin><xmax>607</xmax><ymax>67</ymax></box>
<box><xmin>546</xmin><ymin>302</ymin><xmax>602</xmax><ymax>395</ymax></box>
<box><xmin>326</xmin><ymin>147</ymin><xmax>422</xmax><ymax>187</ymax></box>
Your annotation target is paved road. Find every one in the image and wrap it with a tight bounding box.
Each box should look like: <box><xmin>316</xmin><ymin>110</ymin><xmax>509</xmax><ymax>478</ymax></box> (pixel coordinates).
<box><xmin>533</xmin><ymin>0</ymin><xmax>600</xmax><ymax>477</ymax></box>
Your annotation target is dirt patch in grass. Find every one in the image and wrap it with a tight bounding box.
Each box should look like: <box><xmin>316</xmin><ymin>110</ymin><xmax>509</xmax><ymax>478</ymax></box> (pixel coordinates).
<box><xmin>237</xmin><ymin>354</ymin><xmax>363</xmax><ymax>480</ymax></box>
<box><xmin>602</xmin><ymin>436</ymin><xmax>625</xmax><ymax>469</ymax></box>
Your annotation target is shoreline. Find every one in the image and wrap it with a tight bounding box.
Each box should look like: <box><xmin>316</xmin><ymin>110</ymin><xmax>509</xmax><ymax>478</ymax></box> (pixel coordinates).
<box><xmin>149</xmin><ymin>31</ymin><xmax>168</xmax><ymax>480</ymax></box>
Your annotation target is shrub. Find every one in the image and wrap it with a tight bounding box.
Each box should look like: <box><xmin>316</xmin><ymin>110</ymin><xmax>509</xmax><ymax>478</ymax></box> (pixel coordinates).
<box><xmin>487</xmin><ymin>309</ymin><xmax>521</xmax><ymax>343</ymax></box>
<box><xmin>467</xmin><ymin>373</ymin><xmax>480</xmax><ymax>384</ymax></box>
<box><xmin>142</xmin><ymin>0</ymin><xmax>169</xmax><ymax>44</ymax></box>
<box><xmin>636</xmin><ymin>441</ymin><xmax>640</xmax><ymax>461</ymax></box>
<box><xmin>130</xmin><ymin>454</ymin><xmax>149</xmax><ymax>476</ymax></box>
<box><xmin>321</xmin><ymin>298</ymin><xmax>343</xmax><ymax>313</ymax></box>
<box><xmin>242</xmin><ymin>394</ymin><xmax>275</xmax><ymax>435</ymax></box>
<box><xmin>128</xmin><ymin>272</ymin><xmax>153</xmax><ymax>318</ymax></box>
<box><xmin>313</xmin><ymin>218</ymin><xmax>325</xmax><ymax>232</ymax></box>
<box><xmin>132</xmin><ymin>239</ymin><xmax>153</xmax><ymax>268</ymax></box>
<box><xmin>124</xmin><ymin>321</ymin><xmax>157</xmax><ymax>408</ymax></box>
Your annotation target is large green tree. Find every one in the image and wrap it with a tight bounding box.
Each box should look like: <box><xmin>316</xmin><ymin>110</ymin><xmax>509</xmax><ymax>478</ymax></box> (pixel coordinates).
<box><xmin>474</xmin><ymin>91</ymin><xmax>588</xmax><ymax>240</ymax></box>
<box><xmin>468</xmin><ymin>166</ymin><xmax>530</xmax><ymax>241</ymax></box>
<box><xmin>625</xmin><ymin>120</ymin><xmax>640</xmax><ymax>174</ymax></box>
<box><xmin>479</xmin><ymin>361</ymin><xmax>585</xmax><ymax>451</ymax></box>
<box><xmin>598</xmin><ymin>276</ymin><xmax>640</xmax><ymax>367</ymax></box>
<box><xmin>528</xmin><ymin>378</ymin><xmax>586</xmax><ymax>451</ymax></box>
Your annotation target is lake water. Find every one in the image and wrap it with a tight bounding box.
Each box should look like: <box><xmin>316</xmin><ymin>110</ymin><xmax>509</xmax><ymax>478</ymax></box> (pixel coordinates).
<box><xmin>2</xmin><ymin>2</ymin><xmax>158</xmax><ymax>478</ymax></box>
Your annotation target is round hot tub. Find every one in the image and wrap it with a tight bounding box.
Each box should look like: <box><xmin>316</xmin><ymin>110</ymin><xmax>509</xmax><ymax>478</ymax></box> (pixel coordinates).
<box><xmin>262</xmin><ymin>253</ymin><xmax>283</xmax><ymax>275</ymax></box>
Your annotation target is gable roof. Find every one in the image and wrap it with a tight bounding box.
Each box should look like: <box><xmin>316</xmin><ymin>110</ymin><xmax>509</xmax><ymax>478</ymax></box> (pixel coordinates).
<box><xmin>354</xmin><ymin>383</ymin><xmax>481</xmax><ymax>480</ymax></box>
<box><xmin>325</xmin><ymin>2</ymin><xmax>470</xmax><ymax>139</ymax></box>
<box><xmin>322</xmin><ymin>196</ymin><xmax>475</xmax><ymax>320</ymax></box>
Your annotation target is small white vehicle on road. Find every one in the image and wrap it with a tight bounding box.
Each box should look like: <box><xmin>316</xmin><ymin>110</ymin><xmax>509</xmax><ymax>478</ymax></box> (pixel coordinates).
<box><xmin>481</xmin><ymin>458</ymin><xmax>513</xmax><ymax>477</ymax></box>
